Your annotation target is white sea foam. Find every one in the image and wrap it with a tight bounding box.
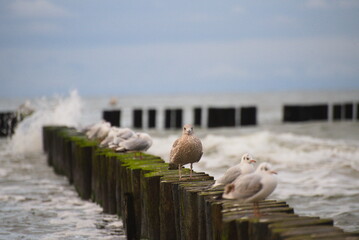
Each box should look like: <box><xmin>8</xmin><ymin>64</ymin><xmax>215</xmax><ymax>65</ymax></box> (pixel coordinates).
<box><xmin>8</xmin><ymin>90</ymin><xmax>82</xmax><ymax>156</ymax></box>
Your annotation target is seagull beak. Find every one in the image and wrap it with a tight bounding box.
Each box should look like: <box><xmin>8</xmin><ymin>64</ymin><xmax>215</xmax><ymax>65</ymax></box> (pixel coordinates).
<box><xmin>250</xmin><ymin>159</ymin><xmax>256</xmax><ymax>163</ymax></box>
<box><xmin>270</xmin><ymin>170</ymin><xmax>278</xmax><ymax>175</ymax></box>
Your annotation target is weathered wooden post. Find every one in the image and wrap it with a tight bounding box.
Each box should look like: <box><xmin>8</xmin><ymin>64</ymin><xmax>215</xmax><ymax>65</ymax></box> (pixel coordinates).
<box><xmin>119</xmin><ymin>153</ymin><xmax>165</xmax><ymax>239</ymax></box>
<box><xmin>100</xmin><ymin>151</ymin><xmax>109</xmax><ymax>212</ymax></box>
<box><xmin>171</xmin><ymin>174</ymin><xmax>214</xmax><ymax>240</ymax></box>
<box><xmin>72</xmin><ymin>137</ymin><xmax>97</xmax><ymax>200</ymax></box>
<box><xmin>139</xmin><ymin>163</ymin><xmax>171</xmax><ymax>239</ymax></box>
<box><xmin>178</xmin><ymin>181</ymin><xmax>214</xmax><ymax>240</ymax></box>
<box><xmin>195</xmin><ymin>189</ymin><xmax>223</xmax><ymax>240</ymax></box>
<box><xmin>107</xmin><ymin>153</ymin><xmax>118</xmax><ymax>214</ymax></box>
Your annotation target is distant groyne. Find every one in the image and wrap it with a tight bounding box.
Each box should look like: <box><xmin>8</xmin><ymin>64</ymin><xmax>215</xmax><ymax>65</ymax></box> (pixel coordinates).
<box><xmin>43</xmin><ymin>126</ymin><xmax>359</xmax><ymax>240</ymax></box>
<box><xmin>0</xmin><ymin>111</ymin><xmax>19</xmax><ymax>137</ymax></box>
<box><xmin>103</xmin><ymin>101</ymin><xmax>359</xmax><ymax>130</ymax></box>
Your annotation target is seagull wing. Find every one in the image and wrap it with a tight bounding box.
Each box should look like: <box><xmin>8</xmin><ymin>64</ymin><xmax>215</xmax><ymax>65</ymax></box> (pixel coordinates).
<box><xmin>117</xmin><ymin>128</ymin><xmax>135</xmax><ymax>139</ymax></box>
<box><xmin>216</xmin><ymin>166</ymin><xmax>242</xmax><ymax>185</ymax></box>
<box><xmin>233</xmin><ymin>174</ymin><xmax>263</xmax><ymax>200</ymax></box>
<box><xmin>169</xmin><ymin>138</ymin><xmax>180</xmax><ymax>163</ymax></box>
<box><xmin>120</xmin><ymin>136</ymin><xmax>148</xmax><ymax>151</ymax></box>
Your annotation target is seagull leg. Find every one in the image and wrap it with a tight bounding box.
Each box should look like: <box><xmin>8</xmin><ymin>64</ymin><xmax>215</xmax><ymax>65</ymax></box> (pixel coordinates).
<box><xmin>190</xmin><ymin>163</ymin><xmax>193</xmax><ymax>178</ymax></box>
<box><xmin>253</xmin><ymin>202</ymin><xmax>261</xmax><ymax>217</ymax></box>
<box><xmin>178</xmin><ymin>164</ymin><xmax>182</xmax><ymax>179</ymax></box>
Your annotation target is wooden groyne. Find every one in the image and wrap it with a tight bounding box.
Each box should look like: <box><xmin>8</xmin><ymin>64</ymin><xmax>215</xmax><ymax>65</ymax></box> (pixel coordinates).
<box><xmin>0</xmin><ymin>111</ymin><xmax>19</xmax><ymax>137</ymax></box>
<box><xmin>43</xmin><ymin>126</ymin><xmax>359</xmax><ymax>240</ymax></box>
<box><xmin>102</xmin><ymin>102</ymin><xmax>359</xmax><ymax>130</ymax></box>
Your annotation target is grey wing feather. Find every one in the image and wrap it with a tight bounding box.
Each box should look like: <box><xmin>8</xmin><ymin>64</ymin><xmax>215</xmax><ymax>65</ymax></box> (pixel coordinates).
<box><xmin>234</xmin><ymin>174</ymin><xmax>263</xmax><ymax>199</ymax></box>
<box><xmin>170</xmin><ymin>139</ymin><xmax>179</xmax><ymax>161</ymax></box>
<box><xmin>217</xmin><ymin>167</ymin><xmax>242</xmax><ymax>185</ymax></box>
<box><xmin>122</xmin><ymin>138</ymin><xmax>148</xmax><ymax>151</ymax></box>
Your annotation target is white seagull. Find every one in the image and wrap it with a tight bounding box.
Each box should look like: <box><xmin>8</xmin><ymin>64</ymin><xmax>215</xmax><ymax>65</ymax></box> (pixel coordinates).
<box><xmin>103</xmin><ymin>127</ymin><xmax>135</xmax><ymax>148</ymax></box>
<box><xmin>115</xmin><ymin>132</ymin><xmax>153</xmax><ymax>157</ymax></box>
<box><xmin>212</xmin><ymin>153</ymin><xmax>256</xmax><ymax>188</ymax></box>
<box><xmin>100</xmin><ymin>127</ymin><xmax>120</xmax><ymax>147</ymax></box>
<box><xmin>222</xmin><ymin>162</ymin><xmax>278</xmax><ymax>216</ymax></box>
<box><xmin>85</xmin><ymin>120</ymin><xmax>111</xmax><ymax>141</ymax></box>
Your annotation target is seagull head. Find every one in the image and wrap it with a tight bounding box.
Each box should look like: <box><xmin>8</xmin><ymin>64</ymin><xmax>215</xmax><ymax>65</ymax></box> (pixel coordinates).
<box><xmin>241</xmin><ymin>153</ymin><xmax>256</xmax><ymax>164</ymax></box>
<box><xmin>182</xmin><ymin>124</ymin><xmax>194</xmax><ymax>135</ymax></box>
<box><xmin>256</xmin><ymin>162</ymin><xmax>277</xmax><ymax>175</ymax></box>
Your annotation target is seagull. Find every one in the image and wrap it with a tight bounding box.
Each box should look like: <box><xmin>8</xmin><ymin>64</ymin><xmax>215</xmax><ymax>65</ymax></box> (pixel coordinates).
<box><xmin>95</xmin><ymin>122</ymin><xmax>111</xmax><ymax>141</ymax></box>
<box><xmin>212</xmin><ymin>153</ymin><xmax>256</xmax><ymax>188</ymax></box>
<box><xmin>85</xmin><ymin>120</ymin><xmax>111</xmax><ymax>141</ymax></box>
<box><xmin>103</xmin><ymin>127</ymin><xmax>135</xmax><ymax>148</ymax></box>
<box><xmin>222</xmin><ymin>162</ymin><xmax>278</xmax><ymax>216</ymax></box>
<box><xmin>115</xmin><ymin>132</ymin><xmax>153</xmax><ymax>158</ymax></box>
<box><xmin>100</xmin><ymin>127</ymin><xmax>120</xmax><ymax>147</ymax></box>
<box><xmin>170</xmin><ymin>124</ymin><xmax>203</xmax><ymax>179</ymax></box>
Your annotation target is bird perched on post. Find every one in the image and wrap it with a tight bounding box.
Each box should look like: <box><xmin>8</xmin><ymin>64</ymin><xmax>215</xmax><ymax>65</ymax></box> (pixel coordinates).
<box><xmin>115</xmin><ymin>132</ymin><xmax>153</xmax><ymax>159</ymax></box>
<box><xmin>170</xmin><ymin>124</ymin><xmax>203</xmax><ymax>179</ymax></box>
<box><xmin>212</xmin><ymin>153</ymin><xmax>256</xmax><ymax>188</ymax></box>
<box><xmin>85</xmin><ymin>120</ymin><xmax>111</xmax><ymax>141</ymax></box>
<box><xmin>222</xmin><ymin>162</ymin><xmax>278</xmax><ymax>216</ymax></box>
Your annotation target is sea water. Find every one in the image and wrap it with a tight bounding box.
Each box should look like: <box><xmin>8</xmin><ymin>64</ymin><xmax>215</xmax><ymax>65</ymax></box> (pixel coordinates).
<box><xmin>0</xmin><ymin>90</ymin><xmax>358</xmax><ymax>239</ymax></box>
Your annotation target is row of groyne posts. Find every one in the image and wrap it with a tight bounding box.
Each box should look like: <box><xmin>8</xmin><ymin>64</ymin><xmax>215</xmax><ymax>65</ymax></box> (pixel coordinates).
<box><xmin>43</xmin><ymin>125</ymin><xmax>359</xmax><ymax>240</ymax></box>
<box><xmin>103</xmin><ymin>102</ymin><xmax>359</xmax><ymax>129</ymax></box>
<box><xmin>1</xmin><ymin>102</ymin><xmax>358</xmax><ymax>137</ymax></box>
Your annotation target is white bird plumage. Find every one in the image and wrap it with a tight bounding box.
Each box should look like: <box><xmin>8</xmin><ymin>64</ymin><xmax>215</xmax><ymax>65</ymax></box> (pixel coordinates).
<box><xmin>115</xmin><ymin>132</ymin><xmax>153</xmax><ymax>153</ymax></box>
<box><xmin>85</xmin><ymin>121</ymin><xmax>111</xmax><ymax>141</ymax></box>
<box><xmin>212</xmin><ymin>153</ymin><xmax>256</xmax><ymax>187</ymax></box>
<box><xmin>222</xmin><ymin>162</ymin><xmax>277</xmax><ymax>203</ymax></box>
<box><xmin>104</xmin><ymin>127</ymin><xmax>136</xmax><ymax>149</ymax></box>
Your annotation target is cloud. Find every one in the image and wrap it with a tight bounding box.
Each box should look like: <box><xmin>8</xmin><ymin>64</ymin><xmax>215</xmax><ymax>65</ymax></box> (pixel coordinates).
<box><xmin>25</xmin><ymin>21</ymin><xmax>63</xmax><ymax>34</ymax></box>
<box><xmin>184</xmin><ymin>13</ymin><xmax>212</xmax><ymax>23</ymax></box>
<box><xmin>2</xmin><ymin>36</ymin><xmax>358</xmax><ymax>97</ymax></box>
<box><xmin>231</xmin><ymin>5</ymin><xmax>246</xmax><ymax>14</ymax></box>
<box><xmin>200</xmin><ymin>64</ymin><xmax>250</xmax><ymax>80</ymax></box>
<box><xmin>305</xmin><ymin>0</ymin><xmax>359</xmax><ymax>9</ymax></box>
<box><xmin>272</xmin><ymin>15</ymin><xmax>296</xmax><ymax>25</ymax></box>
<box><xmin>9</xmin><ymin>0</ymin><xmax>70</xmax><ymax>18</ymax></box>
<box><xmin>305</xmin><ymin>0</ymin><xmax>328</xmax><ymax>9</ymax></box>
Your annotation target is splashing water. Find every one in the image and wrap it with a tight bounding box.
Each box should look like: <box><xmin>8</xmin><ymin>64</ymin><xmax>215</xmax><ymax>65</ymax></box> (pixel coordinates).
<box><xmin>0</xmin><ymin>90</ymin><xmax>126</xmax><ymax>239</ymax></box>
<box><xmin>8</xmin><ymin>90</ymin><xmax>83</xmax><ymax>156</ymax></box>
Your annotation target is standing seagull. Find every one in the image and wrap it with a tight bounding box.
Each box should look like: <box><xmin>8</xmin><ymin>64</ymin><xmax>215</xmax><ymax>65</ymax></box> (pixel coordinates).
<box><xmin>170</xmin><ymin>124</ymin><xmax>203</xmax><ymax>179</ymax></box>
<box><xmin>212</xmin><ymin>153</ymin><xmax>256</xmax><ymax>188</ymax></box>
<box><xmin>222</xmin><ymin>162</ymin><xmax>277</xmax><ymax>216</ymax></box>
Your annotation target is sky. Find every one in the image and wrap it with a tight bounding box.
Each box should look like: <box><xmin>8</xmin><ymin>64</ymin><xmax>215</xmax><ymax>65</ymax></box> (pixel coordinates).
<box><xmin>0</xmin><ymin>0</ymin><xmax>359</xmax><ymax>98</ymax></box>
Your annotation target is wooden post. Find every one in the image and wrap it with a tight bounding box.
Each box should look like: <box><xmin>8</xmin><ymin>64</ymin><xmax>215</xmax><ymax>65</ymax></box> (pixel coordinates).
<box><xmin>140</xmin><ymin>165</ymin><xmax>171</xmax><ymax>239</ymax></box>
<box><xmin>197</xmin><ymin>190</ymin><xmax>223</xmax><ymax>240</ymax></box>
<box><xmin>178</xmin><ymin>181</ymin><xmax>214</xmax><ymax>240</ymax></box>
<box><xmin>107</xmin><ymin>154</ymin><xmax>117</xmax><ymax>214</ymax></box>
<box><xmin>171</xmin><ymin>174</ymin><xmax>214</xmax><ymax>240</ymax></box>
